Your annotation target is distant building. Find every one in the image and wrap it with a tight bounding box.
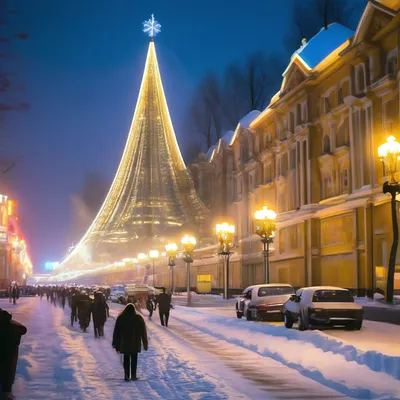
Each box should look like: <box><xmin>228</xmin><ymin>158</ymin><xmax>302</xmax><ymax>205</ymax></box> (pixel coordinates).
<box><xmin>187</xmin><ymin>0</ymin><xmax>400</xmax><ymax>295</ymax></box>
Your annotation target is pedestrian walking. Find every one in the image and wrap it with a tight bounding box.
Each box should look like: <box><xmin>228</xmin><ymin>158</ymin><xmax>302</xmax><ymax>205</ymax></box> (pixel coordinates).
<box><xmin>157</xmin><ymin>288</ymin><xmax>171</xmax><ymax>327</ymax></box>
<box><xmin>146</xmin><ymin>296</ymin><xmax>155</xmax><ymax>318</ymax></box>
<box><xmin>92</xmin><ymin>291</ymin><xmax>109</xmax><ymax>338</ymax></box>
<box><xmin>0</xmin><ymin>308</ymin><xmax>27</xmax><ymax>398</ymax></box>
<box><xmin>112</xmin><ymin>303</ymin><xmax>148</xmax><ymax>381</ymax></box>
<box><xmin>77</xmin><ymin>292</ymin><xmax>92</xmax><ymax>332</ymax></box>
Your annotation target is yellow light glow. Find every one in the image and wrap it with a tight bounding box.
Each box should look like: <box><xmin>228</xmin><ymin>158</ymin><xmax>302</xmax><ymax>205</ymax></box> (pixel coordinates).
<box><xmin>138</xmin><ymin>253</ymin><xmax>147</xmax><ymax>260</ymax></box>
<box><xmin>149</xmin><ymin>249</ymin><xmax>159</xmax><ymax>259</ymax></box>
<box><xmin>165</xmin><ymin>243</ymin><xmax>178</xmax><ymax>252</ymax></box>
<box><xmin>181</xmin><ymin>235</ymin><xmax>196</xmax><ymax>246</ymax></box>
<box><xmin>132</xmin><ymin>258</ymin><xmax>138</xmax><ymax>263</ymax></box>
<box><xmin>165</xmin><ymin>243</ymin><xmax>178</xmax><ymax>255</ymax></box>
<box><xmin>254</xmin><ymin>206</ymin><xmax>277</xmax><ymax>221</ymax></box>
<box><xmin>379</xmin><ymin>136</ymin><xmax>400</xmax><ymax>184</ymax></box>
<box><xmin>216</xmin><ymin>222</ymin><xmax>235</xmax><ymax>234</ymax></box>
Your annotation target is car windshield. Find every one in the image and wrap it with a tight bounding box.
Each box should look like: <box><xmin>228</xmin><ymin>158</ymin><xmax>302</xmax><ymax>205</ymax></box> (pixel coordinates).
<box><xmin>312</xmin><ymin>290</ymin><xmax>354</xmax><ymax>303</ymax></box>
<box><xmin>258</xmin><ymin>286</ymin><xmax>294</xmax><ymax>297</ymax></box>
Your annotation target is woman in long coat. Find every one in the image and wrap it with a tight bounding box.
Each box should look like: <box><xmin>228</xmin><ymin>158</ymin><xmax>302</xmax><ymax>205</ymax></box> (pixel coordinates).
<box><xmin>112</xmin><ymin>303</ymin><xmax>148</xmax><ymax>381</ymax></box>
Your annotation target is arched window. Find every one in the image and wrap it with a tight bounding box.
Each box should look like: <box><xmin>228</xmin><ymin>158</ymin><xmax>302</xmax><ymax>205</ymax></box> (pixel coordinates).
<box><xmin>323</xmin><ymin>135</ymin><xmax>331</xmax><ymax>154</ymax></box>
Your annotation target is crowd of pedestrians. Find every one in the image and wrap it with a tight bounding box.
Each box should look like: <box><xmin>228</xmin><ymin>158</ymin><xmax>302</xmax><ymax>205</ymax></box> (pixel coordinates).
<box><xmin>0</xmin><ymin>283</ymin><xmax>175</xmax><ymax>393</ymax></box>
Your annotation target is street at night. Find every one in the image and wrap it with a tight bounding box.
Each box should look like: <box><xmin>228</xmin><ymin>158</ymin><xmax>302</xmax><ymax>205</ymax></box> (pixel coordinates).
<box><xmin>1</xmin><ymin>0</ymin><xmax>400</xmax><ymax>399</ymax></box>
<box><xmin>2</xmin><ymin>296</ymin><xmax>400</xmax><ymax>400</ymax></box>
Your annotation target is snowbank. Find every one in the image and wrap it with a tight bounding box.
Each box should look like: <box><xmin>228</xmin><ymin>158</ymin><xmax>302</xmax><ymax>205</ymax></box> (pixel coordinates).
<box><xmin>173</xmin><ymin>307</ymin><xmax>400</xmax><ymax>399</ymax></box>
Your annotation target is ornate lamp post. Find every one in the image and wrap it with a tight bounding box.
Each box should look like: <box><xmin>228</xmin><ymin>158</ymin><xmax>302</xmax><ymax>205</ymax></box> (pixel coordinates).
<box><xmin>181</xmin><ymin>235</ymin><xmax>196</xmax><ymax>305</ymax></box>
<box><xmin>216</xmin><ymin>222</ymin><xmax>235</xmax><ymax>299</ymax></box>
<box><xmin>254</xmin><ymin>206</ymin><xmax>277</xmax><ymax>284</ymax></box>
<box><xmin>378</xmin><ymin>136</ymin><xmax>400</xmax><ymax>303</ymax></box>
<box><xmin>149</xmin><ymin>250</ymin><xmax>159</xmax><ymax>286</ymax></box>
<box><xmin>165</xmin><ymin>243</ymin><xmax>178</xmax><ymax>294</ymax></box>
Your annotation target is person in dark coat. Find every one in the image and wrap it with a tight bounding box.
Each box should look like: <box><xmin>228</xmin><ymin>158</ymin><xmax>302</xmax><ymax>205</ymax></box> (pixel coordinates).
<box><xmin>70</xmin><ymin>291</ymin><xmax>78</xmax><ymax>327</ymax></box>
<box><xmin>92</xmin><ymin>292</ymin><xmax>109</xmax><ymax>338</ymax></box>
<box><xmin>77</xmin><ymin>293</ymin><xmax>92</xmax><ymax>332</ymax></box>
<box><xmin>112</xmin><ymin>303</ymin><xmax>148</xmax><ymax>381</ymax></box>
<box><xmin>0</xmin><ymin>308</ymin><xmax>27</xmax><ymax>397</ymax></box>
<box><xmin>146</xmin><ymin>296</ymin><xmax>155</xmax><ymax>318</ymax></box>
<box><xmin>157</xmin><ymin>288</ymin><xmax>171</xmax><ymax>327</ymax></box>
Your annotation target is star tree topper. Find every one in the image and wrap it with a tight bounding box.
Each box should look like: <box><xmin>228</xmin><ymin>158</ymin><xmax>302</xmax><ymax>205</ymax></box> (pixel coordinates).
<box><xmin>143</xmin><ymin>14</ymin><xmax>161</xmax><ymax>38</ymax></box>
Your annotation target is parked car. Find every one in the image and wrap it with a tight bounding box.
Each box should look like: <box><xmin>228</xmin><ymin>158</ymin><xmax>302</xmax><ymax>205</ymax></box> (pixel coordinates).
<box><xmin>236</xmin><ymin>283</ymin><xmax>294</xmax><ymax>321</ymax></box>
<box><xmin>110</xmin><ymin>290</ymin><xmax>125</xmax><ymax>303</ymax></box>
<box><xmin>283</xmin><ymin>286</ymin><xmax>363</xmax><ymax>331</ymax></box>
<box><xmin>0</xmin><ymin>288</ymin><xmax>8</xmax><ymax>298</ymax></box>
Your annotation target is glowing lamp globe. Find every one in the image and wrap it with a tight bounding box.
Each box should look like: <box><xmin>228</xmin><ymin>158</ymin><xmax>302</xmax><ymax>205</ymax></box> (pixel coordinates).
<box><xmin>149</xmin><ymin>250</ymin><xmax>159</xmax><ymax>259</ymax></box>
<box><xmin>378</xmin><ymin>136</ymin><xmax>400</xmax><ymax>184</ymax></box>
<box><xmin>181</xmin><ymin>235</ymin><xmax>196</xmax><ymax>254</ymax></box>
<box><xmin>165</xmin><ymin>243</ymin><xmax>178</xmax><ymax>255</ymax></box>
<box><xmin>137</xmin><ymin>253</ymin><xmax>147</xmax><ymax>261</ymax></box>
<box><xmin>216</xmin><ymin>222</ymin><xmax>235</xmax><ymax>234</ymax></box>
<box><xmin>254</xmin><ymin>206</ymin><xmax>277</xmax><ymax>221</ymax></box>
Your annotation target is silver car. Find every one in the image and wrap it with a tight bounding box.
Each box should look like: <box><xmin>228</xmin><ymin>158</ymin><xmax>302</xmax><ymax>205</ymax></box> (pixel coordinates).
<box><xmin>236</xmin><ymin>283</ymin><xmax>295</xmax><ymax>321</ymax></box>
<box><xmin>283</xmin><ymin>286</ymin><xmax>363</xmax><ymax>330</ymax></box>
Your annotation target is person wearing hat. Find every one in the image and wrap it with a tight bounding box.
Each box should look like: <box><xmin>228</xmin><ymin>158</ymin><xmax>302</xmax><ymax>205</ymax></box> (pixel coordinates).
<box><xmin>112</xmin><ymin>303</ymin><xmax>148</xmax><ymax>381</ymax></box>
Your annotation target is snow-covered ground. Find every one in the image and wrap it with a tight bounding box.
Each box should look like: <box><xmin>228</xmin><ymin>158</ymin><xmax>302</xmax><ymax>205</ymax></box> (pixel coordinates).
<box><xmin>1</xmin><ymin>297</ymin><xmax>400</xmax><ymax>399</ymax></box>
<box><xmin>175</xmin><ymin>294</ymin><xmax>400</xmax><ymax>356</ymax></box>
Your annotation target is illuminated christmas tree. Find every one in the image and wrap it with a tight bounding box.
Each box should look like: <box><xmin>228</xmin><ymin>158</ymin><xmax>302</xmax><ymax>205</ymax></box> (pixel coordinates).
<box><xmin>60</xmin><ymin>15</ymin><xmax>207</xmax><ymax>269</ymax></box>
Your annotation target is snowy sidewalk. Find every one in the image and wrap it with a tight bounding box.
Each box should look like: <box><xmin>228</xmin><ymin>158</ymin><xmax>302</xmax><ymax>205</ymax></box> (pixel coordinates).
<box><xmin>1</xmin><ymin>298</ymin><xmax>249</xmax><ymax>400</ymax></box>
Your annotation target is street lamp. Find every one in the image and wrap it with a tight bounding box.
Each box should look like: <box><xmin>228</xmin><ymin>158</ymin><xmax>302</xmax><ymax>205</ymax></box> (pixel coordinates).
<box><xmin>254</xmin><ymin>206</ymin><xmax>277</xmax><ymax>284</ymax></box>
<box><xmin>378</xmin><ymin>136</ymin><xmax>400</xmax><ymax>303</ymax></box>
<box><xmin>216</xmin><ymin>222</ymin><xmax>235</xmax><ymax>299</ymax></box>
<box><xmin>165</xmin><ymin>243</ymin><xmax>178</xmax><ymax>294</ymax></box>
<box><xmin>181</xmin><ymin>235</ymin><xmax>196</xmax><ymax>305</ymax></box>
<box><xmin>149</xmin><ymin>250</ymin><xmax>159</xmax><ymax>286</ymax></box>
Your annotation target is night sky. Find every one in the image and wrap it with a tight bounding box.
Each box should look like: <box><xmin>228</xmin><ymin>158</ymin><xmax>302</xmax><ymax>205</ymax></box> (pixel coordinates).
<box><xmin>2</xmin><ymin>0</ymin><xmax>361</xmax><ymax>271</ymax></box>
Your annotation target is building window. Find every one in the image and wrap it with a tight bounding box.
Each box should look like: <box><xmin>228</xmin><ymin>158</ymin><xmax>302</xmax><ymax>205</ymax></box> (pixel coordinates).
<box><xmin>337</xmin><ymin>117</ymin><xmax>350</xmax><ymax>147</ymax></box>
<box><xmin>323</xmin><ymin>135</ymin><xmax>331</xmax><ymax>154</ymax></box>
<box><xmin>281</xmin><ymin>153</ymin><xmax>289</xmax><ymax>176</ymax></box>
<box><xmin>289</xmin><ymin>112</ymin><xmax>295</xmax><ymax>132</ymax></box>
<box><xmin>323</xmin><ymin>176</ymin><xmax>333</xmax><ymax>199</ymax></box>
<box><xmin>290</xmin><ymin>148</ymin><xmax>296</xmax><ymax>170</ymax></box>
<box><xmin>387</xmin><ymin>48</ymin><xmax>398</xmax><ymax>76</ymax></box>
<box><xmin>264</xmin><ymin>163</ymin><xmax>272</xmax><ymax>183</ymax></box>
<box><xmin>357</xmin><ymin>65</ymin><xmax>365</xmax><ymax>93</ymax></box>
<box><xmin>341</xmin><ymin>169</ymin><xmax>349</xmax><ymax>193</ymax></box>
<box><xmin>338</xmin><ymin>87</ymin><xmax>344</xmax><ymax>105</ymax></box>
<box><xmin>385</xmin><ymin>100</ymin><xmax>395</xmax><ymax>133</ymax></box>
<box><xmin>296</xmin><ymin>103</ymin><xmax>302</xmax><ymax>125</ymax></box>
<box><xmin>325</xmin><ymin>97</ymin><xmax>331</xmax><ymax>113</ymax></box>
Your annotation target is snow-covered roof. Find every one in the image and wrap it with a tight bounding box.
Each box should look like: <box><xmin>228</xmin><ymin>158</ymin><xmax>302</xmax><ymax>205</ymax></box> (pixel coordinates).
<box><xmin>221</xmin><ymin>130</ymin><xmax>235</xmax><ymax>146</ymax></box>
<box><xmin>293</xmin><ymin>23</ymin><xmax>354</xmax><ymax>70</ymax></box>
<box><xmin>238</xmin><ymin>110</ymin><xmax>261</xmax><ymax>129</ymax></box>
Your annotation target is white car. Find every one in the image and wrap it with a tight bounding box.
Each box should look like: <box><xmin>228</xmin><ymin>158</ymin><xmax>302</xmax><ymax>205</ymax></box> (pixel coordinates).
<box><xmin>282</xmin><ymin>286</ymin><xmax>363</xmax><ymax>330</ymax></box>
<box><xmin>236</xmin><ymin>283</ymin><xmax>294</xmax><ymax>321</ymax></box>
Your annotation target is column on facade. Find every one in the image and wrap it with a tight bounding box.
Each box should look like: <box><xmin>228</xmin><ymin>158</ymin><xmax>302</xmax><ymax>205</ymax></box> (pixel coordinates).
<box><xmin>299</xmin><ymin>140</ymin><xmax>305</xmax><ymax>206</ymax></box>
<box><xmin>349</xmin><ymin>105</ymin><xmax>357</xmax><ymax>191</ymax></box>
<box><xmin>305</xmin><ymin>218</ymin><xmax>320</xmax><ymax>286</ymax></box>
